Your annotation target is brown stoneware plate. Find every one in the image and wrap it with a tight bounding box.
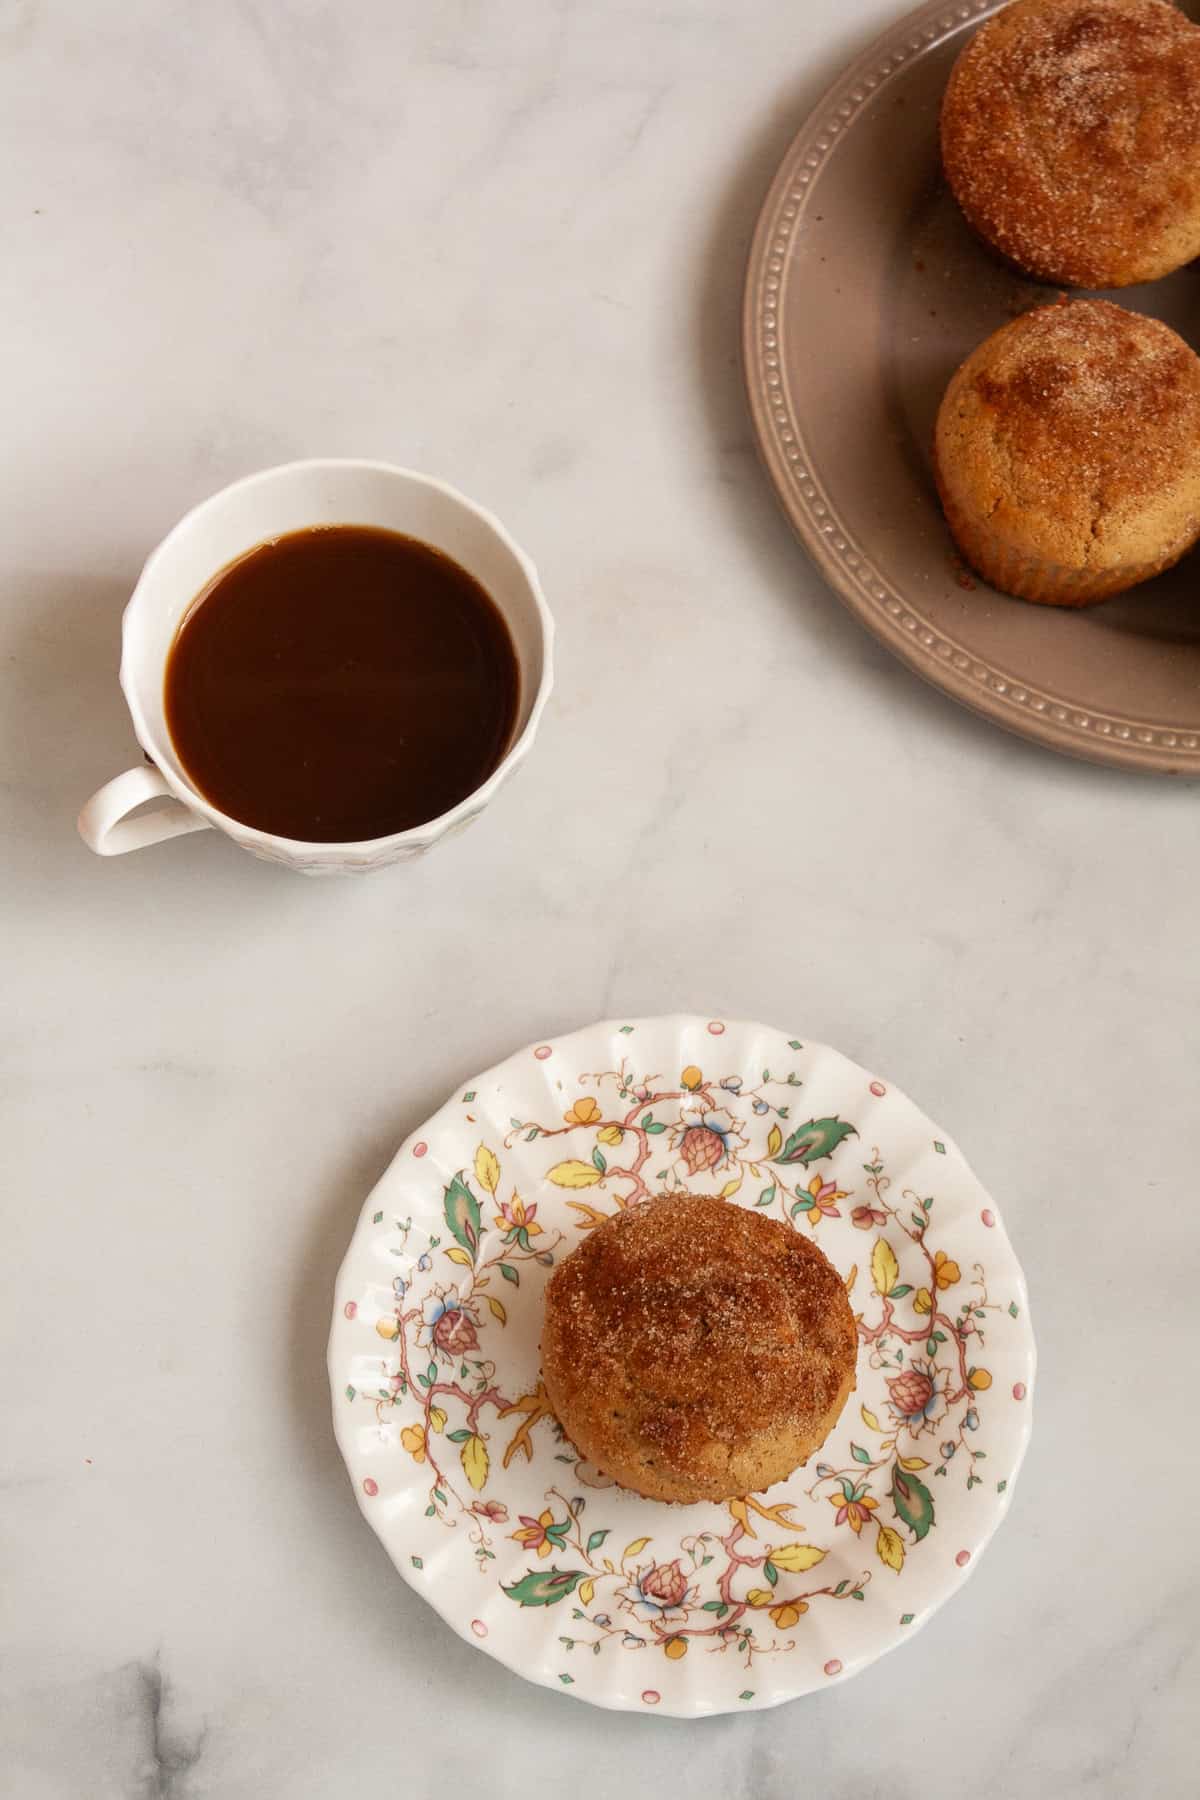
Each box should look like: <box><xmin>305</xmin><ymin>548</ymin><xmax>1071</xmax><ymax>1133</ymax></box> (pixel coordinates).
<box><xmin>743</xmin><ymin>0</ymin><xmax>1200</xmax><ymax>774</ymax></box>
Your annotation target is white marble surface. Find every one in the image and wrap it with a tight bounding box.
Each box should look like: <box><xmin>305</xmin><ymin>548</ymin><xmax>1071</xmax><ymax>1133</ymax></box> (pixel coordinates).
<box><xmin>2</xmin><ymin>1</ymin><xmax>1196</xmax><ymax>1793</ymax></box>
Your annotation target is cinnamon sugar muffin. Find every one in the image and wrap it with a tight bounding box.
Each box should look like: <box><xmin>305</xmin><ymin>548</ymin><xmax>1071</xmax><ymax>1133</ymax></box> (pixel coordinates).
<box><xmin>942</xmin><ymin>0</ymin><xmax>1200</xmax><ymax>288</ymax></box>
<box><xmin>934</xmin><ymin>299</ymin><xmax>1200</xmax><ymax>603</ymax></box>
<box><xmin>540</xmin><ymin>1194</ymin><xmax>857</xmax><ymax>1505</ymax></box>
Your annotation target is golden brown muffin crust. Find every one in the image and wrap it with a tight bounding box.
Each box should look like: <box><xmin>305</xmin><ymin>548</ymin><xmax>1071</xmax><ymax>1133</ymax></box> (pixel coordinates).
<box><xmin>541</xmin><ymin>1195</ymin><xmax>857</xmax><ymax>1504</ymax></box>
<box><xmin>934</xmin><ymin>299</ymin><xmax>1200</xmax><ymax>595</ymax></box>
<box><xmin>941</xmin><ymin>0</ymin><xmax>1200</xmax><ymax>287</ymax></box>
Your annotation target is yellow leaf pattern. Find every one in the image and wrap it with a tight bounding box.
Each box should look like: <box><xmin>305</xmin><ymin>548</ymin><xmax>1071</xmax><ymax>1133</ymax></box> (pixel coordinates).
<box><xmin>474</xmin><ymin>1145</ymin><xmax>500</xmax><ymax>1194</ymax></box>
<box><xmin>860</xmin><ymin>1404</ymin><xmax>882</xmax><ymax>1433</ymax></box>
<box><xmin>444</xmin><ymin>1245</ymin><xmax>473</xmax><ymax>1266</ymax></box>
<box><xmin>548</xmin><ymin>1160</ymin><xmax>603</xmax><ymax>1189</ymax></box>
<box><xmin>767</xmin><ymin>1542</ymin><xmax>826</xmax><ymax>1573</ymax></box>
<box><xmin>876</xmin><ymin>1524</ymin><xmax>906</xmax><ymax>1572</ymax></box>
<box><xmin>579</xmin><ymin>1577</ymin><xmax>595</xmax><ymax>1605</ymax></box>
<box><xmin>871</xmin><ymin>1237</ymin><xmax>899</xmax><ymax>1298</ymax></box>
<box><xmin>898</xmin><ymin>1454</ymin><xmax>930</xmax><ymax>1471</ymax></box>
<box><xmin>623</xmin><ymin>1536</ymin><xmax>651</xmax><ymax>1560</ymax></box>
<box><xmin>461</xmin><ymin>1434</ymin><xmax>489</xmax><ymax>1491</ymax></box>
<box><xmin>766</xmin><ymin>1124</ymin><xmax>783</xmax><ymax>1158</ymax></box>
<box><xmin>429</xmin><ymin>1406</ymin><xmax>448</xmax><ymax>1433</ymax></box>
<box><xmin>486</xmin><ymin>1294</ymin><xmax>507</xmax><ymax>1325</ymax></box>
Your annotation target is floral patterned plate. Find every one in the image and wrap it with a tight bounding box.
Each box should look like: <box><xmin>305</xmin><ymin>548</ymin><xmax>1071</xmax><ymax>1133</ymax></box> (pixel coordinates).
<box><xmin>328</xmin><ymin>1017</ymin><xmax>1034</xmax><ymax>1715</ymax></box>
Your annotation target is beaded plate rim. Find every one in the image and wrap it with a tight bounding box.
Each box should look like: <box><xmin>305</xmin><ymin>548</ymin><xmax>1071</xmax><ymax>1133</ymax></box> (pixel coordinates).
<box><xmin>742</xmin><ymin>0</ymin><xmax>1200</xmax><ymax>776</ymax></box>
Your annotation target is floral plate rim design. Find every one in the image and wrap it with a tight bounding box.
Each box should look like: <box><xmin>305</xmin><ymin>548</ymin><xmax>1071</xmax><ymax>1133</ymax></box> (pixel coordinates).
<box><xmin>328</xmin><ymin>1016</ymin><xmax>1035</xmax><ymax>1716</ymax></box>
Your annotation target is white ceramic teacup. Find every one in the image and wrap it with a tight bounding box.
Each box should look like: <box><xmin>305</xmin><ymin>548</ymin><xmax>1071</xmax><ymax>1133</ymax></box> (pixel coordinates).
<box><xmin>77</xmin><ymin>460</ymin><xmax>554</xmax><ymax>874</ymax></box>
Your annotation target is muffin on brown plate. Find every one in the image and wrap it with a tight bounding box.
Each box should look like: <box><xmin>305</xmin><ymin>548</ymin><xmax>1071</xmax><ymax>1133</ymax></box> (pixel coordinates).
<box><xmin>934</xmin><ymin>298</ymin><xmax>1200</xmax><ymax>604</ymax></box>
<box><xmin>540</xmin><ymin>1193</ymin><xmax>857</xmax><ymax>1505</ymax></box>
<box><xmin>941</xmin><ymin>0</ymin><xmax>1200</xmax><ymax>288</ymax></box>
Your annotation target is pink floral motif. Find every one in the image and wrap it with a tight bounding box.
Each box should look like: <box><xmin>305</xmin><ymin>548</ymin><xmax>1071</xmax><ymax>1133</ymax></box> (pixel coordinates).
<box><xmin>670</xmin><ymin>1103</ymin><xmax>746</xmax><ymax>1176</ymax></box>
<box><xmin>796</xmin><ymin>1174</ymin><xmax>847</xmax><ymax>1225</ymax></box>
<box><xmin>829</xmin><ymin>1486</ymin><xmax>879</xmax><ymax>1533</ymax></box>
<box><xmin>886</xmin><ymin>1364</ymin><xmax>949</xmax><ymax>1435</ymax></box>
<box><xmin>851</xmin><ymin>1204</ymin><xmax>887</xmax><ymax>1231</ymax></box>
<box><xmin>418</xmin><ymin>1289</ymin><xmax>481</xmax><ymax>1358</ymax></box>
<box><xmin>619</xmin><ymin>1560</ymin><xmax>693</xmax><ymax>1624</ymax></box>
<box><xmin>496</xmin><ymin>1194</ymin><xmax>540</xmax><ymax>1233</ymax></box>
<box><xmin>679</xmin><ymin>1125</ymin><xmax>723</xmax><ymax>1174</ymax></box>
<box><xmin>511</xmin><ymin>1507</ymin><xmax>569</xmax><ymax>1559</ymax></box>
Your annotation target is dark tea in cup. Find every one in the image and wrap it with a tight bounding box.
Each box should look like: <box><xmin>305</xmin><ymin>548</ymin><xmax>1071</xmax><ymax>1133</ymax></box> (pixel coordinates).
<box><xmin>164</xmin><ymin>525</ymin><xmax>519</xmax><ymax>843</ymax></box>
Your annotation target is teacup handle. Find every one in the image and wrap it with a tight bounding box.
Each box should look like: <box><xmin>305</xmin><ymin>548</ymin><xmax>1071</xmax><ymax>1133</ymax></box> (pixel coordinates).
<box><xmin>78</xmin><ymin>765</ymin><xmax>212</xmax><ymax>857</ymax></box>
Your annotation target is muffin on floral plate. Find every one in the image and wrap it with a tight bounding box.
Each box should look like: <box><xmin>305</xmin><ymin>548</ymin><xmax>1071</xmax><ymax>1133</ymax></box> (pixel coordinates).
<box><xmin>541</xmin><ymin>1193</ymin><xmax>858</xmax><ymax>1504</ymax></box>
<box><xmin>330</xmin><ymin>1017</ymin><xmax>1035</xmax><ymax>1715</ymax></box>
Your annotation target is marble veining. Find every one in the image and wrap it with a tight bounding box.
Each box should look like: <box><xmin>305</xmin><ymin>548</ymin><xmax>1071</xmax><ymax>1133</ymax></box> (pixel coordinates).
<box><xmin>1</xmin><ymin>0</ymin><xmax>1195</xmax><ymax>1795</ymax></box>
<box><xmin>132</xmin><ymin>1657</ymin><xmax>208</xmax><ymax>1800</ymax></box>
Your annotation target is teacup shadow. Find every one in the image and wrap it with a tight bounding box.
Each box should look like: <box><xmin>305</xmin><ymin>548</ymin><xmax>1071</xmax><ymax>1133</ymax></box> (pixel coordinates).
<box><xmin>7</xmin><ymin>565</ymin><xmax>381</xmax><ymax>885</ymax></box>
<box><xmin>2</xmin><ymin>570</ymin><xmax>137</xmax><ymax>872</ymax></box>
<box><xmin>2</xmin><ymin>566</ymin><xmax>263</xmax><ymax>883</ymax></box>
